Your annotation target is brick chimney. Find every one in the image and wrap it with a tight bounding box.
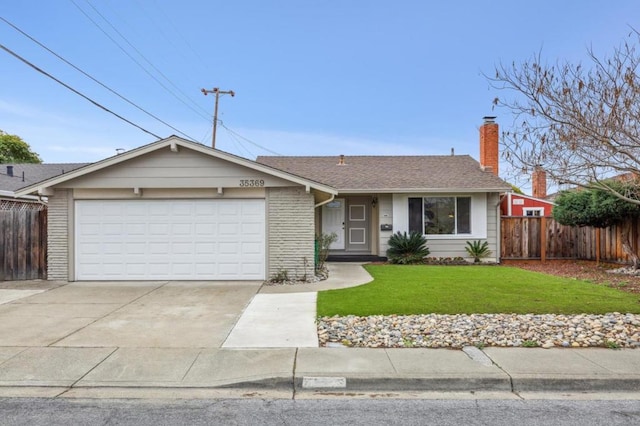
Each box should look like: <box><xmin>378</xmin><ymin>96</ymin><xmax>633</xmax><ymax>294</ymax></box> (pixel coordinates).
<box><xmin>532</xmin><ymin>166</ymin><xmax>547</xmax><ymax>199</ymax></box>
<box><xmin>479</xmin><ymin>116</ymin><xmax>499</xmax><ymax>176</ymax></box>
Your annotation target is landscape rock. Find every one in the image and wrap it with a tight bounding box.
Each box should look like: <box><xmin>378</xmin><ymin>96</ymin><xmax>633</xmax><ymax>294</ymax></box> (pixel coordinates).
<box><xmin>317</xmin><ymin>313</ymin><xmax>640</xmax><ymax>349</ymax></box>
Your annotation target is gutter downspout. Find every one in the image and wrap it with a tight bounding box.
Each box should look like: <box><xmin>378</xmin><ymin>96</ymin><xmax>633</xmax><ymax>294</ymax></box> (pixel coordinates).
<box><xmin>496</xmin><ymin>197</ymin><xmax>502</xmax><ymax>264</ymax></box>
<box><xmin>315</xmin><ymin>194</ymin><xmax>335</xmax><ymax>208</ymax></box>
<box><xmin>496</xmin><ymin>191</ymin><xmax>511</xmax><ymax>264</ymax></box>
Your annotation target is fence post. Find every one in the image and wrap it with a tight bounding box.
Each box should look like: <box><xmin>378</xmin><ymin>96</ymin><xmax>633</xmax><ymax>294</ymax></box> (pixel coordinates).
<box><xmin>540</xmin><ymin>216</ymin><xmax>547</xmax><ymax>263</ymax></box>
<box><xmin>595</xmin><ymin>227</ymin><xmax>600</xmax><ymax>265</ymax></box>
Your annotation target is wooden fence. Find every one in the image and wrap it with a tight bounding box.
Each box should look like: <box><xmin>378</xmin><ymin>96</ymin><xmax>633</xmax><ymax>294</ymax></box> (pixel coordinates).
<box><xmin>501</xmin><ymin>216</ymin><xmax>640</xmax><ymax>263</ymax></box>
<box><xmin>0</xmin><ymin>209</ymin><xmax>47</xmax><ymax>280</ymax></box>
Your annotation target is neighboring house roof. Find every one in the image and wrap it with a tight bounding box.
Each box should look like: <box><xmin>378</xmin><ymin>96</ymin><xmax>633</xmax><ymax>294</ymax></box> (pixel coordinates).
<box><xmin>506</xmin><ymin>193</ymin><xmax>556</xmax><ymax>205</ymax></box>
<box><xmin>256</xmin><ymin>155</ymin><xmax>511</xmax><ymax>193</ymax></box>
<box><xmin>0</xmin><ymin>163</ymin><xmax>89</xmax><ymax>192</ymax></box>
<box><xmin>14</xmin><ymin>136</ymin><xmax>338</xmax><ymax>197</ymax></box>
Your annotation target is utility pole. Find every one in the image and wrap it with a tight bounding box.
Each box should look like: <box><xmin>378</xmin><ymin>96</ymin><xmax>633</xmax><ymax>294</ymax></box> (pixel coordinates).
<box><xmin>201</xmin><ymin>87</ymin><xmax>235</xmax><ymax>148</ymax></box>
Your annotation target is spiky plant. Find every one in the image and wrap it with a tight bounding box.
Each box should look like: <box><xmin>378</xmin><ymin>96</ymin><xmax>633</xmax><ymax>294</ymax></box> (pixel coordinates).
<box><xmin>386</xmin><ymin>231</ymin><xmax>430</xmax><ymax>264</ymax></box>
<box><xmin>465</xmin><ymin>240</ymin><xmax>491</xmax><ymax>263</ymax></box>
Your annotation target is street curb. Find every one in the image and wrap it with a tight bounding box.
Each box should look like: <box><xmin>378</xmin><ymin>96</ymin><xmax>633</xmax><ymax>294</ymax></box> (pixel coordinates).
<box><xmin>295</xmin><ymin>376</ymin><xmax>513</xmax><ymax>392</ymax></box>
<box><xmin>511</xmin><ymin>377</ymin><xmax>640</xmax><ymax>393</ymax></box>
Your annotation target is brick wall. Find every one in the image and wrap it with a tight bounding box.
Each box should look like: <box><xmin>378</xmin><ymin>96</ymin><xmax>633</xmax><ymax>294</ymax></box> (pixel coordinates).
<box><xmin>479</xmin><ymin>118</ymin><xmax>499</xmax><ymax>176</ymax></box>
<box><xmin>47</xmin><ymin>189</ymin><xmax>70</xmax><ymax>281</ymax></box>
<box><xmin>266</xmin><ymin>187</ymin><xmax>315</xmax><ymax>280</ymax></box>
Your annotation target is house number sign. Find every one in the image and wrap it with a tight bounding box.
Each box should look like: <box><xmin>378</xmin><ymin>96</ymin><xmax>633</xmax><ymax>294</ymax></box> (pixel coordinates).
<box><xmin>239</xmin><ymin>179</ymin><xmax>265</xmax><ymax>187</ymax></box>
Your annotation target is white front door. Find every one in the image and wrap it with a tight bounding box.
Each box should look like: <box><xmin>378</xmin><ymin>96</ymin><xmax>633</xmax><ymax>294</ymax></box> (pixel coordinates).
<box><xmin>321</xmin><ymin>198</ymin><xmax>345</xmax><ymax>249</ymax></box>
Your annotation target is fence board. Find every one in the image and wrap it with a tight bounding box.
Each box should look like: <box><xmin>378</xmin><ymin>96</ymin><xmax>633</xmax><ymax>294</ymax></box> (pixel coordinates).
<box><xmin>0</xmin><ymin>210</ymin><xmax>47</xmax><ymax>280</ymax></box>
<box><xmin>501</xmin><ymin>216</ymin><xmax>640</xmax><ymax>264</ymax></box>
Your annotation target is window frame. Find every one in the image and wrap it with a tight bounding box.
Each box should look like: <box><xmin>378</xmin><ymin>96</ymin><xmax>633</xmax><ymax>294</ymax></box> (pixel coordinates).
<box><xmin>408</xmin><ymin>196</ymin><xmax>472</xmax><ymax>236</ymax></box>
<box><xmin>523</xmin><ymin>207</ymin><xmax>544</xmax><ymax>217</ymax></box>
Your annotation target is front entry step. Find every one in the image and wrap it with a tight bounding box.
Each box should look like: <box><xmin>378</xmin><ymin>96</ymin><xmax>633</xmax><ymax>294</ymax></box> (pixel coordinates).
<box><xmin>327</xmin><ymin>255</ymin><xmax>387</xmax><ymax>263</ymax></box>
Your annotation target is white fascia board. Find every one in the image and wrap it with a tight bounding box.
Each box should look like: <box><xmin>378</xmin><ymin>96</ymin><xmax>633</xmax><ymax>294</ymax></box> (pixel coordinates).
<box><xmin>15</xmin><ymin>136</ymin><xmax>337</xmax><ymax>197</ymax></box>
<box><xmin>336</xmin><ymin>188</ymin><xmax>511</xmax><ymax>194</ymax></box>
<box><xmin>181</xmin><ymin>139</ymin><xmax>338</xmax><ymax>195</ymax></box>
<box><xmin>0</xmin><ymin>189</ymin><xmax>41</xmax><ymax>201</ymax></box>
<box><xmin>510</xmin><ymin>193</ymin><xmax>556</xmax><ymax>205</ymax></box>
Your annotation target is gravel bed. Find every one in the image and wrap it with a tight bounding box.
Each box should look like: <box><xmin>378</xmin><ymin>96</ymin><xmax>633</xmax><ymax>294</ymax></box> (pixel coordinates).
<box><xmin>317</xmin><ymin>313</ymin><xmax>640</xmax><ymax>349</ymax></box>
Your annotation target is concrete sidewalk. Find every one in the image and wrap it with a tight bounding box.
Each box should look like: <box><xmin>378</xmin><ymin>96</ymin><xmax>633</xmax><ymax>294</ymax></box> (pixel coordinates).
<box><xmin>0</xmin><ymin>346</ymin><xmax>639</xmax><ymax>397</ymax></box>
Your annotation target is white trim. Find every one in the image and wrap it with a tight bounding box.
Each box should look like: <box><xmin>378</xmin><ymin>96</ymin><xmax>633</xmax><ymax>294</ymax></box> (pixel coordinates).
<box><xmin>349</xmin><ymin>228</ymin><xmax>366</xmax><ymax>245</ymax></box>
<box><xmin>523</xmin><ymin>207</ymin><xmax>545</xmax><ymax>217</ymax></box>
<box><xmin>15</xmin><ymin>136</ymin><xmax>338</xmax><ymax>197</ymax></box>
<box><xmin>510</xmin><ymin>193</ymin><xmax>555</xmax><ymax>205</ymax></box>
<box><xmin>336</xmin><ymin>187</ymin><xmax>511</xmax><ymax>194</ymax></box>
<box><xmin>0</xmin><ymin>190</ymin><xmax>41</xmax><ymax>201</ymax></box>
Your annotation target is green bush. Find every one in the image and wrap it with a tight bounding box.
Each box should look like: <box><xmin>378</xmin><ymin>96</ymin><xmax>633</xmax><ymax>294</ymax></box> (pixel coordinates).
<box><xmin>386</xmin><ymin>231</ymin><xmax>430</xmax><ymax>264</ymax></box>
<box><xmin>553</xmin><ymin>183</ymin><xmax>640</xmax><ymax>228</ymax></box>
<box><xmin>465</xmin><ymin>240</ymin><xmax>492</xmax><ymax>263</ymax></box>
<box><xmin>316</xmin><ymin>232</ymin><xmax>338</xmax><ymax>271</ymax></box>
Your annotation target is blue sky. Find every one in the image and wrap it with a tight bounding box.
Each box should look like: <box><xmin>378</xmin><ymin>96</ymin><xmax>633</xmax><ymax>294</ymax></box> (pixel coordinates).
<box><xmin>1</xmin><ymin>1</ymin><xmax>638</xmax><ymax>192</ymax></box>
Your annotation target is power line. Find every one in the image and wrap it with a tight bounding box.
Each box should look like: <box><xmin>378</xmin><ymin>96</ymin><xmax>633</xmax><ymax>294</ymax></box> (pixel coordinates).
<box><xmin>224</xmin><ymin>126</ymin><xmax>255</xmax><ymax>158</ymax></box>
<box><xmin>0</xmin><ymin>42</ymin><xmax>162</xmax><ymax>139</ymax></box>
<box><xmin>83</xmin><ymin>0</ymin><xmax>211</xmax><ymax>118</ymax></box>
<box><xmin>219</xmin><ymin>123</ymin><xmax>283</xmax><ymax>156</ymax></box>
<box><xmin>0</xmin><ymin>15</ymin><xmax>198</xmax><ymax>141</ymax></box>
<box><xmin>69</xmin><ymin>0</ymin><xmax>212</xmax><ymax>122</ymax></box>
<box><xmin>133</xmin><ymin>0</ymin><xmax>211</xmax><ymax>75</ymax></box>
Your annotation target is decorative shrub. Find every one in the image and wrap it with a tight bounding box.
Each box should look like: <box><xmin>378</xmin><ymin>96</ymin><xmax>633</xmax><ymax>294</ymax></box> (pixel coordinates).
<box><xmin>465</xmin><ymin>240</ymin><xmax>492</xmax><ymax>263</ymax></box>
<box><xmin>316</xmin><ymin>232</ymin><xmax>338</xmax><ymax>272</ymax></box>
<box><xmin>386</xmin><ymin>231</ymin><xmax>430</xmax><ymax>264</ymax></box>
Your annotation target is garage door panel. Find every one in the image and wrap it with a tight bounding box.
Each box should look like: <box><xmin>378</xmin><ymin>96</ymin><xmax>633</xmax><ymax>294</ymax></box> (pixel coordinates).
<box><xmin>75</xmin><ymin>199</ymin><xmax>265</xmax><ymax>280</ymax></box>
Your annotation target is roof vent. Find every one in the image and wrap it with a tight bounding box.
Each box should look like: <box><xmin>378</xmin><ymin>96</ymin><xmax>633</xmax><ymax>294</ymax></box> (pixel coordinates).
<box><xmin>6</xmin><ymin>165</ymin><xmax>13</xmax><ymax>177</ymax></box>
<box><xmin>337</xmin><ymin>154</ymin><xmax>346</xmax><ymax>165</ymax></box>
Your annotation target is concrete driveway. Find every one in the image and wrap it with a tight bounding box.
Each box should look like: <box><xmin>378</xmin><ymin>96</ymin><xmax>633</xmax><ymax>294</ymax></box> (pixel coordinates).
<box><xmin>0</xmin><ymin>281</ymin><xmax>261</xmax><ymax>348</ymax></box>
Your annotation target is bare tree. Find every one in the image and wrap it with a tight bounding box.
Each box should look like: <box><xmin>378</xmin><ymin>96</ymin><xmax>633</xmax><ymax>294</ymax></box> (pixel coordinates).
<box><xmin>487</xmin><ymin>31</ymin><xmax>640</xmax><ymax>204</ymax></box>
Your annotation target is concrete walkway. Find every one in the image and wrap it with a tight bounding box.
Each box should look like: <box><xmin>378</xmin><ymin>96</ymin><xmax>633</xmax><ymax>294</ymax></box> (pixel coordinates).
<box><xmin>223</xmin><ymin>263</ymin><xmax>373</xmax><ymax>348</ymax></box>
<box><xmin>223</xmin><ymin>293</ymin><xmax>318</xmax><ymax>348</ymax></box>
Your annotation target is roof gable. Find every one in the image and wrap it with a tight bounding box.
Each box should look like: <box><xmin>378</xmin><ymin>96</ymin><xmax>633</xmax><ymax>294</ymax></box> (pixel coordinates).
<box><xmin>14</xmin><ymin>137</ymin><xmax>337</xmax><ymax>196</ymax></box>
<box><xmin>257</xmin><ymin>155</ymin><xmax>511</xmax><ymax>192</ymax></box>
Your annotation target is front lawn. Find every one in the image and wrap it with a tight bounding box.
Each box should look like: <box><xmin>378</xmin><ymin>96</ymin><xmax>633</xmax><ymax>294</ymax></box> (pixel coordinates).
<box><xmin>317</xmin><ymin>265</ymin><xmax>640</xmax><ymax>316</ymax></box>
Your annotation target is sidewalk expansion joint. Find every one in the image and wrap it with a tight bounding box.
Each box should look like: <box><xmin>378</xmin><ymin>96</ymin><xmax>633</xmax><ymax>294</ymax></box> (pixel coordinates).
<box><xmin>291</xmin><ymin>347</ymin><xmax>298</xmax><ymax>399</ymax></box>
<box><xmin>67</xmin><ymin>346</ymin><xmax>119</xmax><ymax>390</ymax></box>
<box><xmin>479</xmin><ymin>348</ymin><xmax>516</xmax><ymax>394</ymax></box>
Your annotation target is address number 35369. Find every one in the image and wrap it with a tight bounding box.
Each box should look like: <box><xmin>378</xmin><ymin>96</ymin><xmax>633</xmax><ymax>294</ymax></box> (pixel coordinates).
<box><xmin>239</xmin><ymin>179</ymin><xmax>265</xmax><ymax>187</ymax></box>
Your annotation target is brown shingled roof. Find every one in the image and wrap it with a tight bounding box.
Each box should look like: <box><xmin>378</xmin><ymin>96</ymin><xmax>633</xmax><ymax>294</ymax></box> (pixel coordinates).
<box><xmin>256</xmin><ymin>155</ymin><xmax>511</xmax><ymax>192</ymax></box>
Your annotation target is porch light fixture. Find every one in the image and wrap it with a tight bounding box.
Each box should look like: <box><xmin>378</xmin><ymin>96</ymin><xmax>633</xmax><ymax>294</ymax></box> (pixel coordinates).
<box><xmin>371</xmin><ymin>197</ymin><xmax>378</xmax><ymax>208</ymax></box>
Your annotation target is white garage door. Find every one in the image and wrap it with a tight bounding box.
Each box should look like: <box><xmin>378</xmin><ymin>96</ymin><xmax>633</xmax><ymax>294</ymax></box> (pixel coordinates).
<box><xmin>75</xmin><ymin>199</ymin><xmax>265</xmax><ymax>280</ymax></box>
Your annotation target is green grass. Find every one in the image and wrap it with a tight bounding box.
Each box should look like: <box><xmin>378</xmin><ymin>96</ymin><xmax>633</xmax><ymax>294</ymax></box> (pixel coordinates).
<box><xmin>317</xmin><ymin>265</ymin><xmax>640</xmax><ymax>316</ymax></box>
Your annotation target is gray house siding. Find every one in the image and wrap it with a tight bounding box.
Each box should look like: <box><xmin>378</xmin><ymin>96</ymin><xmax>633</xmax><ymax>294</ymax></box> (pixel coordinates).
<box><xmin>267</xmin><ymin>187</ymin><xmax>315</xmax><ymax>280</ymax></box>
<box><xmin>47</xmin><ymin>189</ymin><xmax>71</xmax><ymax>280</ymax></box>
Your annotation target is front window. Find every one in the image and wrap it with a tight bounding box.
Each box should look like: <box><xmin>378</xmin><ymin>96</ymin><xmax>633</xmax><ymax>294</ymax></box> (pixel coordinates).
<box><xmin>409</xmin><ymin>197</ymin><xmax>471</xmax><ymax>235</ymax></box>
